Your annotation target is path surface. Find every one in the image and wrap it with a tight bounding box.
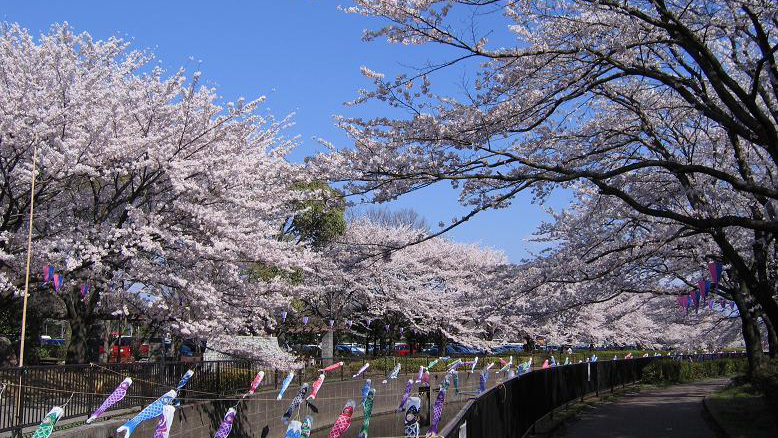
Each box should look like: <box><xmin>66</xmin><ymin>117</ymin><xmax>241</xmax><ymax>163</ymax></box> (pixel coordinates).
<box><xmin>557</xmin><ymin>378</ymin><xmax>728</xmax><ymax>438</ymax></box>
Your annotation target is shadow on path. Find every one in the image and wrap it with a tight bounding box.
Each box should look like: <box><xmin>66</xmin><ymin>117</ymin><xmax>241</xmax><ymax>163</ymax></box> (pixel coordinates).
<box><xmin>556</xmin><ymin>378</ymin><xmax>728</xmax><ymax>438</ymax></box>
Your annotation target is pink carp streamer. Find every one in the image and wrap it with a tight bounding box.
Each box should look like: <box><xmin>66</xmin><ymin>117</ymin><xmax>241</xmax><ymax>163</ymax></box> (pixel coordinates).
<box><xmin>213</xmin><ymin>408</ymin><xmax>237</xmax><ymax>438</ymax></box>
<box><xmin>327</xmin><ymin>400</ymin><xmax>355</xmax><ymax>438</ymax></box>
<box><xmin>320</xmin><ymin>361</ymin><xmax>344</xmax><ymax>372</ymax></box>
<box><xmin>498</xmin><ymin>357</ymin><xmax>513</xmax><ymax>374</ymax></box>
<box><xmin>152</xmin><ymin>405</ymin><xmax>175</xmax><ymax>438</ymax></box>
<box><xmin>353</xmin><ymin>363</ymin><xmax>370</xmax><ymax>379</ymax></box>
<box><xmin>307</xmin><ymin>373</ymin><xmax>325</xmax><ymax>400</ymax></box>
<box><xmin>247</xmin><ymin>371</ymin><xmax>265</xmax><ymax>395</ymax></box>
<box><xmin>87</xmin><ymin>377</ymin><xmax>132</xmax><ymax>423</ymax></box>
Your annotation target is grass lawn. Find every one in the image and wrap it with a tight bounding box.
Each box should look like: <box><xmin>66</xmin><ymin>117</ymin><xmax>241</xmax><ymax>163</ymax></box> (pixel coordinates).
<box><xmin>705</xmin><ymin>383</ymin><xmax>778</xmax><ymax>438</ymax></box>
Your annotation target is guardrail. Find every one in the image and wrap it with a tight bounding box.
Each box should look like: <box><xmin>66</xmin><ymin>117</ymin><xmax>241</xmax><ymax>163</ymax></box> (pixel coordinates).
<box><xmin>439</xmin><ymin>353</ymin><xmax>745</xmax><ymax>438</ymax></box>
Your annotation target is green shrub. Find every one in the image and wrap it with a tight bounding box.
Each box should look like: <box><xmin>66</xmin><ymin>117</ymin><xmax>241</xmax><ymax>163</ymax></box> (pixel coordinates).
<box><xmin>751</xmin><ymin>358</ymin><xmax>778</xmax><ymax>411</ymax></box>
<box><xmin>642</xmin><ymin>358</ymin><xmax>747</xmax><ymax>385</ymax></box>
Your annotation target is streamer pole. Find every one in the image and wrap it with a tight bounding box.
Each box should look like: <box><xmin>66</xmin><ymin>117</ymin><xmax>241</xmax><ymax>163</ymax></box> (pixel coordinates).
<box><xmin>14</xmin><ymin>141</ymin><xmax>38</xmax><ymax>438</ymax></box>
<box><xmin>18</xmin><ymin>141</ymin><xmax>38</xmax><ymax>367</ymax></box>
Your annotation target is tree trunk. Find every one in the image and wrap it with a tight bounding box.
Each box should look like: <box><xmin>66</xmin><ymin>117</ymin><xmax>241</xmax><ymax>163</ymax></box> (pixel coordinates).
<box><xmin>320</xmin><ymin>330</ymin><xmax>334</xmax><ymax>366</ymax></box>
<box><xmin>763</xmin><ymin>316</ymin><xmax>778</xmax><ymax>358</ymax></box>
<box><xmin>66</xmin><ymin>311</ymin><xmax>90</xmax><ymax>364</ymax></box>
<box><xmin>436</xmin><ymin>332</ymin><xmax>446</xmax><ymax>356</ymax></box>
<box><xmin>714</xmin><ymin>232</ymin><xmax>778</xmax><ymax>333</ymax></box>
<box><xmin>63</xmin><ymin>287</ymin><xmax>98</xmax><ymax>364</ymax></box>
<box><xmin>732</xmin><ymin>284</ymin><xmax>766</xmax><ymax>377</ymax></box>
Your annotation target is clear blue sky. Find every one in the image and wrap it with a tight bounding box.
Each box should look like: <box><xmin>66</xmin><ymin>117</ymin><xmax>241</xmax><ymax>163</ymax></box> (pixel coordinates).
<box><xmin>5</xmin><ymin>0</ymin><xmax>569</xmax><ymax>262</ymax></box>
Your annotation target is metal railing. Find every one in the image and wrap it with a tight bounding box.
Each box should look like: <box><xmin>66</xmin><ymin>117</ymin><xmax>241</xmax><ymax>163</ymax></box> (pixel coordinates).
<box><xmin>0</xmin><ymin>352</ymin><xmax>744</xmax><ymax>435</ymax></box>
<box><xmin>0</xmin><ymin>355</ymin><xmax>443</xmax><ymax>434</ymax></box>
<box><xmin>0</xmin><ymin>360</ymin><xmax>275</xmax><ymax>434</ymax></box>
<box><xmin>439</xmin><ymin>353</ymin><xmax>744</xmax><ymax>438</ymax></box>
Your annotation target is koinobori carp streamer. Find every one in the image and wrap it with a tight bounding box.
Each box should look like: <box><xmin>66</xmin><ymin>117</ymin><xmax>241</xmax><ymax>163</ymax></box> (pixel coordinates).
<box><xmin>117</xmin><ymin>390</ymin><xmax>177</xmax><ymax>438</ymax></box>
<box><xmin>277</xmin><ymin>372</ymin><xmax>295</xmax><ymax>400</ymax></box>
<box><xmin>327</xmin><ymin>400</ymin><xmax>356</xmax><ymax>438</ymax></box>
<box><xmin>307</xmin><ymin>373</ymin><xmax>325</xmax><ymax>401</ymax></box>
<box><xmin>87</xmin><ymin>377</ymin><xmax>132</xmax><ymax>423</ymax></box>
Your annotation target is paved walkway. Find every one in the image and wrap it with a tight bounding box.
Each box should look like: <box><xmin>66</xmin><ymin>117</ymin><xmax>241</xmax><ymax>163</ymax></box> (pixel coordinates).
<box><xmin>557</xmin><ymin>379</ymin><xmax>728</xmax><ymax>438</ymax></box>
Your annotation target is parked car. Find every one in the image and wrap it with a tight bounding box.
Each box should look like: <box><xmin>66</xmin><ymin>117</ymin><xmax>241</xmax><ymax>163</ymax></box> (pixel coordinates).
<box><xmin>40</xmin><ymin>335</ymin><xmax>65</xmax><ymax>346</ymax></box>
<box><xmin>421</xmin><ymin>344</ymin><xmax>439</xmax><ymax>355</ymax></box>
<box><xmin>98</xmin><ymin>336</ymin><xmax>134</xmax><ymax>362</ymax></box>
<box><xmin>491</xmin><ymin>344</ymin><xmax>524</xmax><ymax>354</ymax></box>
<box><xmin>178</xmin><ymin>338</ymin><xmax>206</xmax><ymax>361</ymax></box>
<box><xmin>393</xmin><ymin>342</ymin><xmax>411</xmax><ymax>356</ymax></box>
<box><xmin>141</xmin><ymin>337</ymin><xmax>172</xmax><ymax>358</ymax></box>
<box><xmin>335</xmin><ymin>344</ymin><xmax>364</xmax><ymax>356</ymax></box>
<box><xmin>297</xmin><ymin>344</ymin><xmax>321</xmax><ymax>356</ymax></box>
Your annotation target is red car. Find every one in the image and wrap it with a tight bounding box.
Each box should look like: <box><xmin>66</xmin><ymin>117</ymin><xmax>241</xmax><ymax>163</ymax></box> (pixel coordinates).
<box><xmin>98</xmin><ymin>336</ymin><xmax>136</xmax><ymax>362</ymax></box>
<box><xmin>394</xmin><ymin>342</ymin><xmax>411</xmax><ymax>356</ymax></box>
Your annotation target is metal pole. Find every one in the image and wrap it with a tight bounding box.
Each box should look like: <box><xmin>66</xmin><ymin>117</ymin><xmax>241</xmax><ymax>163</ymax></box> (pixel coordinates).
<box><xmin>18</xmin><ymin>142</ymin><xmax>38</xmax><ymax>367</ymax></box>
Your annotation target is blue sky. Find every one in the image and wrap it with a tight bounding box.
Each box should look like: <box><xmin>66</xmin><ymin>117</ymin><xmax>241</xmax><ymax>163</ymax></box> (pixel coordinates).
<box><xmin>5</xmin><ymin>0</ymin><xmax>568</xmax><ymax>262</ymax></box>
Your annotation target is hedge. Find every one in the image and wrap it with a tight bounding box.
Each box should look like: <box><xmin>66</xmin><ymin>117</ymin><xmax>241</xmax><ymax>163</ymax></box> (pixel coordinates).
<box><xmin>641</xmin><ymin>357</ymin><xmax>747</xmax><ymax>384</ymax></box>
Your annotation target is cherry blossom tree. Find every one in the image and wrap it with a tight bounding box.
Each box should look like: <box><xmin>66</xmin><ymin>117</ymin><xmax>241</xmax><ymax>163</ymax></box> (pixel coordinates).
<box><xmin>491</xmin><ymin>185</ymin><xmax>759</xmax><ymax>361</ymax></box>
<box><xmin>312</xmin><ymin>0</ymin><xmax>778</xmax><ymax>365</ymax></box>
<box><xmin>295</xmin><ymin>217</ymin><xmax>508</xmax><ymax>349</ymax></box>
<box><xmin>0</xmin><ymin>23</ymin><xmax>312</xmax><ymax>364</ymax></box>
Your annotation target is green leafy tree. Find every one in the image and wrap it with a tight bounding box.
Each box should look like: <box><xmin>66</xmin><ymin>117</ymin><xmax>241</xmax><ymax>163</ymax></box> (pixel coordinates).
<box><xmin>286</xmin><ymin>181</ymin><xmax>347</xmax><ymax>248</ymax></box>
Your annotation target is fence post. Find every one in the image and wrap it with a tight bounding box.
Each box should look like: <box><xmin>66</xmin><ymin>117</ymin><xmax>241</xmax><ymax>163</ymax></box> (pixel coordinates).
<box><xmin>13</xmin><ymin>371</ymin><xmax>25</xmax><ymax>438</ymax></box>
<box><xmin>579</xmin><ymin>367</ymin><xmax>589</xmax><ymax>403</ymax></box>
<box><xmin>89</xmin><ymin>364</ymin><xmax>97</xmax><ymax>414</ymax></box>
<box><xmin>217</xmin><ymin>362</ymin><xmax>222</xmax><ymax>394</ymax></box>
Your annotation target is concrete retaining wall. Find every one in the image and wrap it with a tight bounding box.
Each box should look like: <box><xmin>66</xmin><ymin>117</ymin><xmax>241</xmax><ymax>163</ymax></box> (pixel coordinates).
<box><xmin>56</xmin><ymin>371</ymin><xmax>491</xmax><ymax>438</ymax></box>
